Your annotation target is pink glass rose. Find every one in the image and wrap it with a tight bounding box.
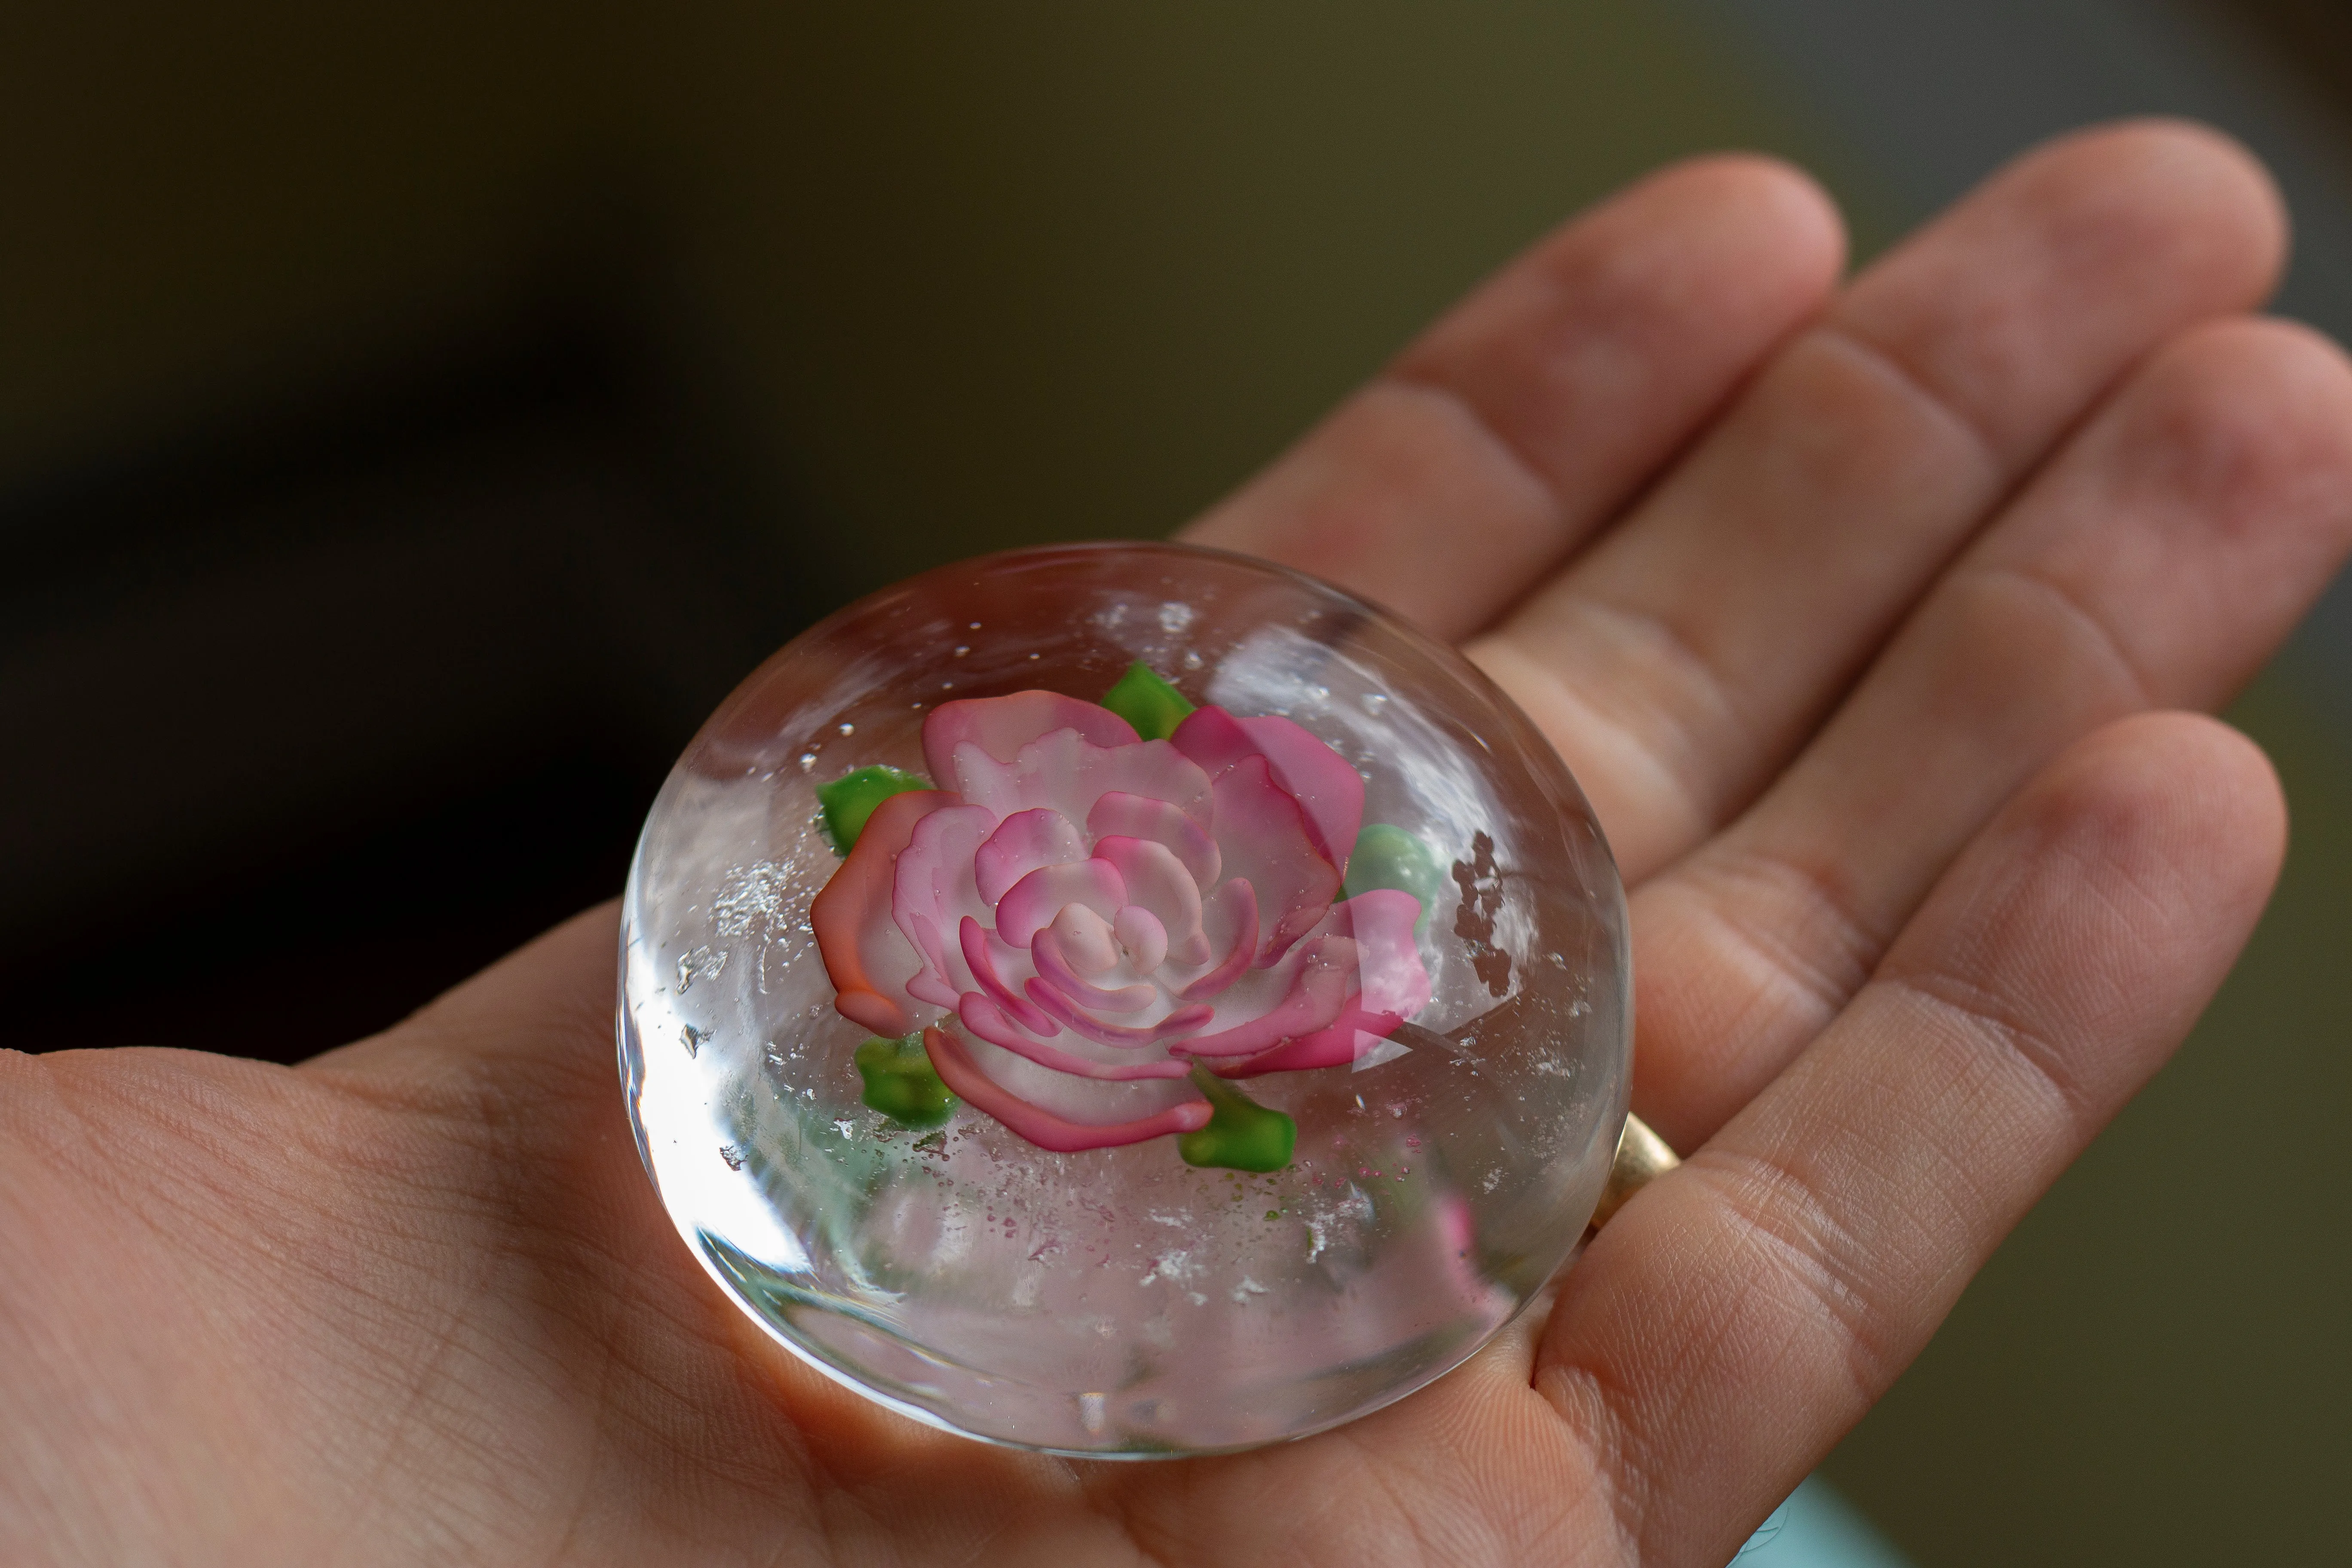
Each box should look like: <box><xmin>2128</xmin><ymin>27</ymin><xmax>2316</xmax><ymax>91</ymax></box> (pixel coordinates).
<box><xmin>812</xmin><ymin>689</ymin><xmax>1432</xmax><ymax>1152</ymax></box>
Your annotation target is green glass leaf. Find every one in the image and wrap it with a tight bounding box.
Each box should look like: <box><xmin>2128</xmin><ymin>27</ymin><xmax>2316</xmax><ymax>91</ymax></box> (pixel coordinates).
<box><xmin>817</xmin><ymin>765</ymin><xmax>930</xmax><ymax>854</ymax></box>
<box><xmin>854</xmin><ymin>1033</ymin><xmax>958</xmax><ymax>1128</ymax></box>
<box><xmin>1342</xmin><ymin>823</ymin><xmax>1444</xmax><ymax>929</ymax></box>
<box><xmin>1177</xmin><ymin>1066</ymin><xmax>1296</xmax><ymax>1172</ymax></box>
<box><xmin>1100</xmin><ymin>661</ymin><xmax>1196</xmax><ymax>741</ymax></box>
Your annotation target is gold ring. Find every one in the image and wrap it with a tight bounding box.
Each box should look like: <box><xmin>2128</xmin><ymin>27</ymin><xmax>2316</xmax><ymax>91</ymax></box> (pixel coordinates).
<box><xmin>1589</xmin><ymin>1113</ymin><xmax>1680</xmax><ymax>1231</ymax></box>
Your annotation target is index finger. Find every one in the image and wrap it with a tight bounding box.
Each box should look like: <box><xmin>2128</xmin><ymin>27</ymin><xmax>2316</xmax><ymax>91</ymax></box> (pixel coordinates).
<box><xmin>1181</xmin><ymin>155</ymin><xmax>1846</xmax><ymax>640</ymax></box>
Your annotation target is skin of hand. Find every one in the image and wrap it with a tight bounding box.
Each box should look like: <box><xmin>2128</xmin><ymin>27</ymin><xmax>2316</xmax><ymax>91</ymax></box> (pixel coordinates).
<box><xmin>5</xmin><ymin>119</ymin><xmax>2348</xmax><ymax>1568</ymax></box>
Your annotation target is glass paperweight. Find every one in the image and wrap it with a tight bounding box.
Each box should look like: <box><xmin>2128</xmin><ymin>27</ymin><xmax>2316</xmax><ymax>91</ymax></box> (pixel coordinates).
<box><xmin>619</xmin><ymin>541</ymin><xmax>1630</xmax><ymax>1455</ymax></box>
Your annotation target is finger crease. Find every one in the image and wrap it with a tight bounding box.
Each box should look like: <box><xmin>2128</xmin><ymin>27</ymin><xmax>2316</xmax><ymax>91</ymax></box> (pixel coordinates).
<box><xmin>1878</xmin><ymin>967</ymin><xmax>2096</xmax><ymax>1130</ymax></box>
<box><xmin>1686</xmin><ymin>1147</ymin><xmax>1896</xmax><ymax>1402</ymax></box>
<box><xmin>1532</xmin><ymin>1359</ymin><xmax>1651</xmax><ymax>1565</ymax></box>
<box><xmin>1690</xmin><ymin>843</ymin><xmax>1892</xmax><ymax>1021</ymax></box>
<box><xmin>1382</xmin><ymin>366</ymin><xmax>1575</xmax><ymax>524</ymax></box>
<box><xmin>1559</xmin><ymin>590</ymin><xmax>1753</xmax><ymax>818</ymax></box>
<box><xmin>1971</xmin><ymin>560</ymin><xmax>2160</xmax><ymax>712</ymax></box>
<box><xmin>1811</xmin><ymin>318</ymin><xmax>2005</xmax><ymax>488</ymax></box>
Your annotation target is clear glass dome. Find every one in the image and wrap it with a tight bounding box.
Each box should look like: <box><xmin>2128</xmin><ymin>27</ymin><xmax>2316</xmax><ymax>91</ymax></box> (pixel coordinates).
<box><xmin>619</xmin><ymin>541</ymin><xmax>1629</xmax><ymax>1455</ymax></box>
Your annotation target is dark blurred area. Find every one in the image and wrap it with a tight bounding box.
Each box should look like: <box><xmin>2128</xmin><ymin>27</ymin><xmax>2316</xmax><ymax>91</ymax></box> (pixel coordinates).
<box><xmin>2</xmin><ymin>297</ymin><xmax>820</xmax><ymax>1057</ymax></box>
<box><xmin>4</xmin><ymin>3</ymin><xmax>2349</xmax><ymax>1562</ymax></box>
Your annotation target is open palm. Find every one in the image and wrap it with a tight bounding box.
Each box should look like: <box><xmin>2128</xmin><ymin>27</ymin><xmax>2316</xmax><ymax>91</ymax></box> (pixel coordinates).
<box><xmin>8</xmin><ymin>121</ymin><xmax>2347</xmax><ymax>1567</ymax></box>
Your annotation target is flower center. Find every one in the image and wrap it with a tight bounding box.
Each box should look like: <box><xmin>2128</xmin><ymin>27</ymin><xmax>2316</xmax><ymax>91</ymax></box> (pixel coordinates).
<box><xmin>1114</xmin><ymin>904</ymin><xmax>1168</xmax><ymax>974</ymax></box>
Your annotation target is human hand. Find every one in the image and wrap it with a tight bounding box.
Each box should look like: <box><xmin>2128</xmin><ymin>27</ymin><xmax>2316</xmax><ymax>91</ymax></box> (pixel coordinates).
<box><xmin>6</xmin><ymin>120</ymin><xmax>2345</xmax><ymax>1566</ymax></box>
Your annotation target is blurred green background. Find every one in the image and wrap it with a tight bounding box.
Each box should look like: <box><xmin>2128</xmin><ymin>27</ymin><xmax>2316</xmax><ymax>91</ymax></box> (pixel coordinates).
<box><xmin>4</xmin><ymin>3</ymin><xmax>2347</xmax><ymax>1562</ymax></box>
